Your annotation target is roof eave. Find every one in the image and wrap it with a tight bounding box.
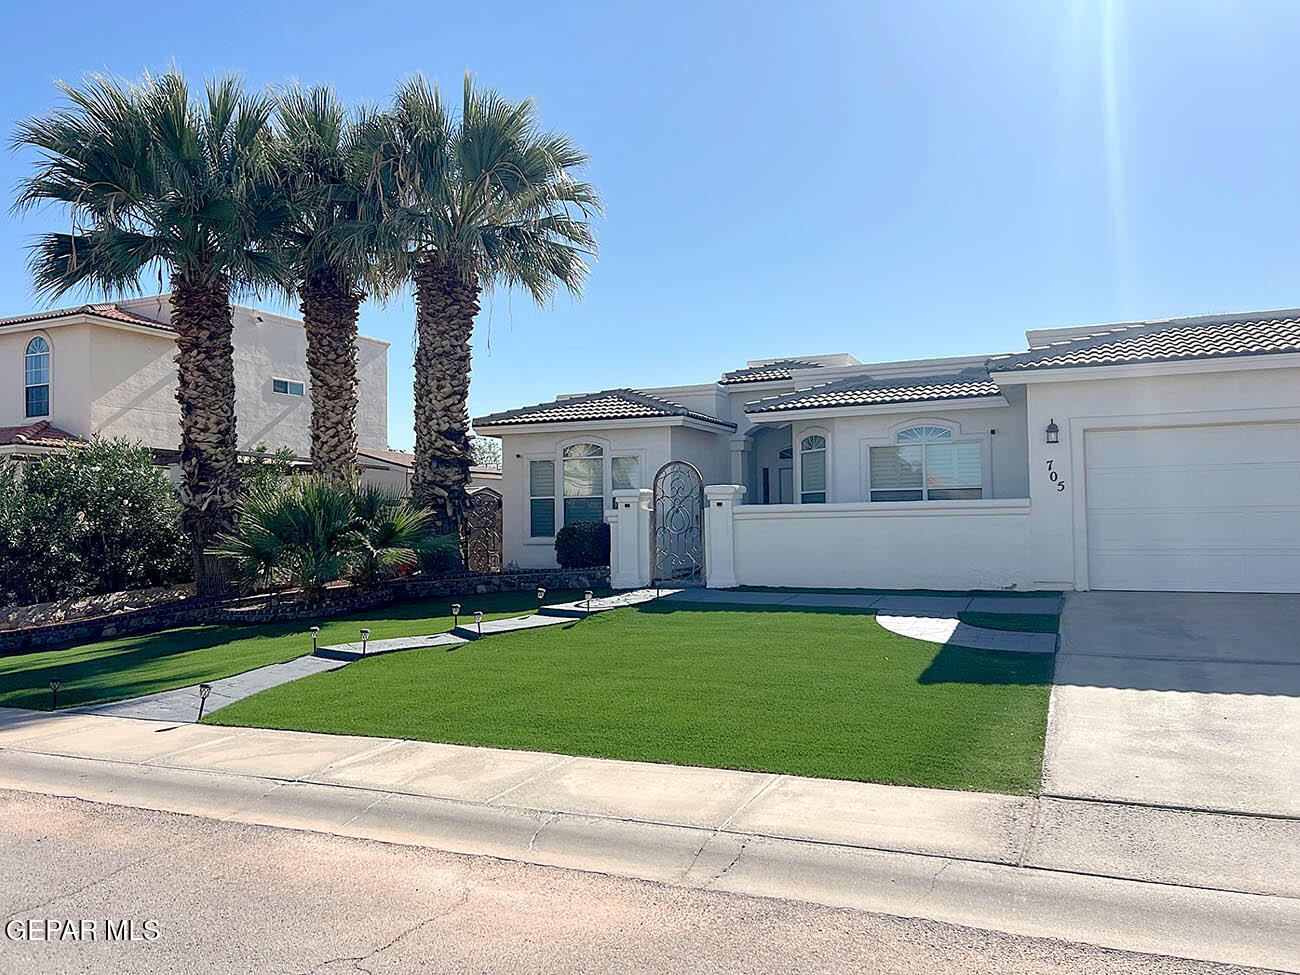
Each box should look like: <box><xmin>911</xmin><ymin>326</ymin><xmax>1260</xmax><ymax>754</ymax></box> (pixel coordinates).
<box><xmin>473</xmin><ymin>415</ymin><xmax>735</xmax><ymax>436</ymax></box>
<box><xmin>745</xmin><ymin>394</ymin><xmax>1010</xmax><ymax>422</ymax></box>
<box><xmin>988</xmin><ymin>351</ymin><xmax>1300</xmax><ymax>384</ymax></box>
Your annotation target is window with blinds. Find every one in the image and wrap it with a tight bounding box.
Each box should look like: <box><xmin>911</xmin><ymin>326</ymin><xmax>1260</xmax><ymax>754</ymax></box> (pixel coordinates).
<box><xmin>869</xmin><ymin>426</ymin><xmax>982</xmax><ymax>501</ymax></box>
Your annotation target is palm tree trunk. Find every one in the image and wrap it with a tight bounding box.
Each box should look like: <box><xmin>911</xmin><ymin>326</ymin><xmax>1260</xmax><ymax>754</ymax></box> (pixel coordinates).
<box><xmin>172</xmin><ymin>272</ymin><xmax>240</xmax><ymax>597</ymax></box>
<box><xmin>411</xmin><ymin>257</ymin><xmax>479</xmax><ymax>536</ymax></box>
<box><xmin>301</xmin><ymin>268</ymin><xmax>364</xmax><ymax>480</ymax></box>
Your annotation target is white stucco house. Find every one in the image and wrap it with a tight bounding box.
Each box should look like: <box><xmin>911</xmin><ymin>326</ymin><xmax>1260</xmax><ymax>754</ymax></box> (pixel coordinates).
<box><xmin>0</xmin><ymin>296</ymin><xmax>390</xmax><ymax>473</ymax></box>
<box><xmin>473</xmin><ymin>309</ymin><xmax>1300</xmax><ymax>594</ymax></box>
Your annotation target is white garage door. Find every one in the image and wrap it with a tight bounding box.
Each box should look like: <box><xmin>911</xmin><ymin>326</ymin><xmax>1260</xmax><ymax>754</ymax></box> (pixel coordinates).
<box><xmin>1085</xmin><ymin>422</ymin><xmax>1300</xmax><ymax>592</ymax></box>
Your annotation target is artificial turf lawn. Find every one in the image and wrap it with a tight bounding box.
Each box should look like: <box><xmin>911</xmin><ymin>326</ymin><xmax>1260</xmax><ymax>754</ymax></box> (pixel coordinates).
<box><xmin>0</xmin><ymin>589</ymin><xmax>606</xmax><ymax>711</ymax></box>
<box><xmin>209</xmin><ymin>601</ymin><xmax>1056</xmax><ymax>795</ymax></box>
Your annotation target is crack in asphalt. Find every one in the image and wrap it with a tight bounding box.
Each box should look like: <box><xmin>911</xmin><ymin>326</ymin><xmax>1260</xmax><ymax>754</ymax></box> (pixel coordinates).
<box><xmin>299</xmin><ymin>862</ymin><xmax>485</xmax><ymax>975</ymax></box>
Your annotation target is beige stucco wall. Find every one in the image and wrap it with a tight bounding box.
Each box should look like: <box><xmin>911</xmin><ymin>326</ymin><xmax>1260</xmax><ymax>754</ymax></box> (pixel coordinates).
<box><xmin>2</xmin><ymin>300</ymin><xmax>388</xmax><ymax>455</ymax></box>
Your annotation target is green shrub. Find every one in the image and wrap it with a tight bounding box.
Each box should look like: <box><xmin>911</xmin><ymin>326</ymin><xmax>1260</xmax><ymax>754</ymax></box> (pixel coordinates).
<box><xmin>0</xmin><ymin>438</ymin><xmax>190</xmax><ymax>605</ymax></box>
<box><xmin>554</xmin><ymin>521</ymin><xmax>610</xmax><ymax>568</ymax></box>
<box><xmin>211</xmin><ymin>477</ymin><xmax>456</xmax><ymax>599</ymax></box>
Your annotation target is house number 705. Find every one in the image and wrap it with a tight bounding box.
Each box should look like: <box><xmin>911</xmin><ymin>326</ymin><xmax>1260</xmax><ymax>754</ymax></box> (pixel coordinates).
<box><xmin>1045</xmin><ymin>460</ymin><xmax>1066</xmax><ymax>492</ymax></box>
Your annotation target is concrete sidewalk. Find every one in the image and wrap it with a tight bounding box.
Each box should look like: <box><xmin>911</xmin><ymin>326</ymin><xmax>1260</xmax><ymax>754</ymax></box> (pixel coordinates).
<box><xmin>0</xmin><ymin>708</ymin><xmax>1296</xmax><ymax>970</ymax></box>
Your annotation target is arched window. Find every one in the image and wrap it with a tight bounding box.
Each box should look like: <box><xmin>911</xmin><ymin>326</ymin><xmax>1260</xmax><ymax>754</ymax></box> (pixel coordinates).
<box><xmin>24</xmin><ymin>336</ymin><xmax>50</xmax><ymax>418</ymax></box>
<box><xmin>562</xmin><ymin>443</ymin><xmax>605</xmax><ymax>525</ymax></box>
<box><xmin>799</xmin><ymin>434</ymin><xmax>827</xmax><ymax>503</ymax></box>
<box><xmin>870</xmin><ymin>424</ymin><xmax>982</xmax><ymax>501</ymax></box>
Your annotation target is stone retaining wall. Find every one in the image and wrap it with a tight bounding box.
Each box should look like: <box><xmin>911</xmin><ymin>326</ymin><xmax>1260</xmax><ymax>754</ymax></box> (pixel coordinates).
<box><xmin>0</xmin><ymin>567</ymin><xmax>612</xmax><ymax>656</ymax></box>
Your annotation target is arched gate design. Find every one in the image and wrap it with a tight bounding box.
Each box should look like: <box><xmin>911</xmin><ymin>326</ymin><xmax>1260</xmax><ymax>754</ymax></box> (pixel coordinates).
<box><xmin>651</xmin><ymin>461</ymin><xmax>705</xmax><ymax>586</ymax></box>
<box><xmin>465</xmin><ymin>487</ymin><xmax>503</xmax><ymax>573</ymax></box>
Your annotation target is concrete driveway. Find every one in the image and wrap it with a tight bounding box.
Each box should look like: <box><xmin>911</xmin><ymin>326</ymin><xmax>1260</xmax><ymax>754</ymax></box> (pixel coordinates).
<box><xmin>1043</xmin><ymin>591</ymin><xmax>1300</xmax><ymax>817</ymax></box>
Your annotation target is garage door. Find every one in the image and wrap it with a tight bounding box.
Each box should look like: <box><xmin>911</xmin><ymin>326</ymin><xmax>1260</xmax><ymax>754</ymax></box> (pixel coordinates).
<box><xmin>1085</xmin><ymin>422</ymin><xmax>1300</xmax><ymax>592</ymax></box>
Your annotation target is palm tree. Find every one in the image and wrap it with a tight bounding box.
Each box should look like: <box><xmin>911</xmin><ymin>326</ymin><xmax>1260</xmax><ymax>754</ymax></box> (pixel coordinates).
<box><xmin>272</xmin><ymin>84</ymin><xmax>392</xmax><ymax>479</ymax></box>
<box><xmin>12</xmin><ymin>72</ymin><xmax>285</xmax><ymax>595</ymax></box>
<box><xmin>364</xmin><ymin>75</ymin><xmax>601</xmax><ymax>533</ymax></box>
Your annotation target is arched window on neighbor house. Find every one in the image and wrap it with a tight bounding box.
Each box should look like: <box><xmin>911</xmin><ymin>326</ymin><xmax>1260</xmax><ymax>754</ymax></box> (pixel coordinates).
<box><xmin>24</xmin><ymin>336</ymin><xmax>50</xmax><ymax>418</ymax></box>
<box><xmin>799</xmin><ymin>434</ymin><xmax>827</xmax><ymax>503</ymax></box>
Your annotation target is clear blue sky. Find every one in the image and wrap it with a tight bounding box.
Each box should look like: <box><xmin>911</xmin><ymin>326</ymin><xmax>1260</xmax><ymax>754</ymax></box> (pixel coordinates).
<box><xmin>3</xmin><ymin>1</ymin><xmax>1299</xmax><ymax>449</ymax></box>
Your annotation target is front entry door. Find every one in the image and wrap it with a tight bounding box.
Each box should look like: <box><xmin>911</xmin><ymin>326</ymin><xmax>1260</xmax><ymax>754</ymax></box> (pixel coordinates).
<box><xmin>778</xmin><ymin>466</ymin><xmax>793</xmax><ymax>504</ymax></box>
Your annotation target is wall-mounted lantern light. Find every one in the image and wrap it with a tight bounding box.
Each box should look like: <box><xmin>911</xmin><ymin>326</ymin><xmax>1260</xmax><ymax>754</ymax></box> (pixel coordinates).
<box><xmin>1045</xmin><ymin>419</ymin><xmax>1060</xmax><ymax>445</ymax></box>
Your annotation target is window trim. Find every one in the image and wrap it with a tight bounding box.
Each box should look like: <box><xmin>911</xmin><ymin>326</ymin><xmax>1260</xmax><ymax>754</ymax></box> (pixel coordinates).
<box><xmin>24</xmin><ymin>334</ymin><xmax>51</xmax><ymax>419</ymax></box>
<box><xmin>272</xmin><ymin>377</ymin><xmax>305</xmax><ymax>397</ymax></box>
<box><xmin>521</xmin><ymin>438</ymin><xmax>647</xmax><ymax>545</ymax></box>
<box><xmin>527</xmin><ymin>456</ymin><xmax>557</xmax><ymax>539</ymax></box>
<box><xmin>794</xmin><ymin>425</ymin><xmax>831</xmax><ymax>504</ymax></box>
<box><xmin>860</xmin><ymin>418</ymin><xmax>991</xmax><ymax>503</ymax></box>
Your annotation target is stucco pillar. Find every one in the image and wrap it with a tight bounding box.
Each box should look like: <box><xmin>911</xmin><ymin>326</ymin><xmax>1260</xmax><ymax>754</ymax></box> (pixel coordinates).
<box><xmin>728</xmin><ymin>434</ymin><xmax>753</xmax><ymax>491</ymax></box>
<box><xmin>609</xmin><ymin>487</ymin><xmax>652</xmax><ymax>589</ymax></box>
<box><xmin>703</xmin><ymin>484</ymin><xmax>746</xmax><ymax>589</ymax></box>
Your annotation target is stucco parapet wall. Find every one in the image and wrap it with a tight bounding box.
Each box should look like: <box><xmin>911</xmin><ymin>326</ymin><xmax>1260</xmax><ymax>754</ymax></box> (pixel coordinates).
<box><xmin>732</xmin><ymin>499</ymin><xmax>1030</xmax><ymax>520</ymax></box>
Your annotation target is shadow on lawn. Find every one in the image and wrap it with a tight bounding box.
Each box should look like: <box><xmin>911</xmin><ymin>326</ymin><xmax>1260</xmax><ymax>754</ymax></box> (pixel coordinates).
<box><xmin>917</xmin><ymin>644</ymin><xmax>1056</xmax><ymax>687</ymax></box>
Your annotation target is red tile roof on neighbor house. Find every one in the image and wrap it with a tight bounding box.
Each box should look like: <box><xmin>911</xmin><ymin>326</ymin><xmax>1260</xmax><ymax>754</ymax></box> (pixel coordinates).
<box><xmin>0</xmin><ymin>420</ymin><xmax>86</xmax><ymax>449</ymax></box>
<box><xmin>0</xmin><ymin>302</ymin><xmax>171</xmax><ymax>332</ymax></box>
<box><xmin>988</xmin><ymin>310</ymin><xmax>1300</xmax><ymax>373</ymax></box>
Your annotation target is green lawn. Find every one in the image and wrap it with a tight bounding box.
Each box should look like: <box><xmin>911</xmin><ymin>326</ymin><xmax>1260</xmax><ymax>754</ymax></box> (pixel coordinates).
<box><xmin>0</xmin><ymin>589</ymin><xmax>605</xmax><ymax>711</ymax></box>
<box><xmin>210</xmin><ymin>602</ymin><xmax>1055</xmax><ymax>794</ymax></box>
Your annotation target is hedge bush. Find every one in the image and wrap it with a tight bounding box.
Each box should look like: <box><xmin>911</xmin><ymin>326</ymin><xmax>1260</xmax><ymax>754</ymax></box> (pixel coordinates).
<box><xmin>0</xmin><ymin>438</ymin><xmax>191</xmax><ymax>605</ymax></box>
<box><xmin>554</xmin><ymin>521</ymin><xmax>610</xmax><ymax>568</ymax></box>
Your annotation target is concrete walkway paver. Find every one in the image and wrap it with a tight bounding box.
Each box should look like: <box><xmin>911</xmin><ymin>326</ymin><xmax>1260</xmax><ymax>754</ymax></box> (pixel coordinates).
<box><xmin>77</xmin><ymin>653</ymin><xmax>347</xmax><ymax>722</ymax></box>
<box><xmin>877</xmin><ymin>615</ymin><xmax>1058</xmax><ymax>654</ymax></box>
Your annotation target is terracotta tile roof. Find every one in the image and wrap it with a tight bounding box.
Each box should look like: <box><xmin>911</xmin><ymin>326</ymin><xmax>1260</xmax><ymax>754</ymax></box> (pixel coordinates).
<box><xmin>989</xmin><ymin>312</ymin><xmax>1300</xmax><ymax>373</ymax></box>
<box><xmin>473</xmin><ymin>389</ymin><xmax>736</xmax><ymax>430</ymax></box>
<box><xmin>0</xmin><ymin>302</ymin><xmax>171</xmax><ymax>332</ymax></box>
<box><xmin>0</xmin><ymin>420</ymin><xmax>86</xmax><ymax>448</ymax></box>
<box><xmin>719</xmin><ymin>359</ymin><xmax>827</xmax><ymax>385</ymax></box>
<box><xmin>746</xmin><ymin>371</ymin><xmax>1002</xmax><ymax>414</ymax></box>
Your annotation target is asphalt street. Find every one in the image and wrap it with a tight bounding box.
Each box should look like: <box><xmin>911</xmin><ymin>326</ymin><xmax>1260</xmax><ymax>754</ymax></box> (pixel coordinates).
<box><xmin>0</xmin><ymin>791</ymin><xmax>1268</xmax><ymax>975</ymax></box>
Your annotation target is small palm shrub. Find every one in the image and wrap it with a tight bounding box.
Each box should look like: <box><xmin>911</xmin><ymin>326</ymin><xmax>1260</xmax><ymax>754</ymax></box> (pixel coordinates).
<box><xmin>210</xmin><ymin>477</ymin><xmax>454</xmax><ymax>599</ymax></box>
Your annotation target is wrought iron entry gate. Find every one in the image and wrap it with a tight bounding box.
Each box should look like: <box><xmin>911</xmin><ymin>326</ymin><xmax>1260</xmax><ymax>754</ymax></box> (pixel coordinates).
<box><xmin>651</xmin><ymin>461</ymin><xmax>705</xmax><ymax>586</ymax></box>
<box><xmin>465</xmin><ymin>488</ymin><xmax>503</xmax><ymax>573</ymax></box>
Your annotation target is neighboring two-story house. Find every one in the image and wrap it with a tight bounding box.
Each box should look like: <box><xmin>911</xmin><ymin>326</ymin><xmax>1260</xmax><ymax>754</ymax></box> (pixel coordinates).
<box><xmin>0</xmin><ymin>295</ymin><xmax>389</xmax><ymax>468</ymax></box>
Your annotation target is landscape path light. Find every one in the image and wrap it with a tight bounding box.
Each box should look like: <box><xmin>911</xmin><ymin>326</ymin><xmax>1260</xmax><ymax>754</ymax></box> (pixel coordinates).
<box><xmin>474</xmin><ymin>610</ymin><xmax>484</xmax><ymax>636</ymax></box>
<box><xmin>536</xmin><ymin>587</ymin><xmax>546</xmax><ymax>612</ymax></box>
<box><xmin>197</xmin><ymin>683</ymin><xmax>212</xmax><ymax>722</ymax></box>
<box><xmin>48</xmin><ymin>679</ymin><xmax>61</xmax><ymax>710</ymax></box>
<box><xmin>584</xmin><ymin>590</ymin><xmax>594</xmax><ymax>614</ymax></box>
<box><xmin>360</xmin><ymin>629</ymin><xmax>371</xmax><ymax>656</ymax></box>
<box><xmin>309</xmin><ymin>626</ymin><xmax>320</xmax><ymax>653</ymax></box>
<box><xmin>451</xmin><ymin>603</ymin><xmax>461</xmax><ymax>628</ymax></box>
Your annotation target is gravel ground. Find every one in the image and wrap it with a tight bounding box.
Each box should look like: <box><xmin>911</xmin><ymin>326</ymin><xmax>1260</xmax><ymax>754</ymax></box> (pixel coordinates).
<box><xmin>0</xmin><ymin>790</ymin><xmax>1270</xmax><ymax>975</ymax></box>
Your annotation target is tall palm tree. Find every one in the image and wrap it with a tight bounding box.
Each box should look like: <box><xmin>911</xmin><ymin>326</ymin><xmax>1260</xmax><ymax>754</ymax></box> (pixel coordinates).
<box><xmin>272</xmin><ymin>84</ymin><xmax>392</xmax><ymax>479</ymax></box>
<box><xmin>12</xmin><ymin>72</ymin><xmax>285</xmax><ymax>595</ymax></box>
<box><xmin>365</xmin><ymin>75</ymin><xmax>601</xmax><ymax>533</ymax></box>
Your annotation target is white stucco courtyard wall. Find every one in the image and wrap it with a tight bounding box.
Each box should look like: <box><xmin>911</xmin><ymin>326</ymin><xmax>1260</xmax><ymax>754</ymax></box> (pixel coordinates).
<box><xmin>723</xmin><ymin>499</ymin><xmax>1032</xmax><ymax>590</ymax></box>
